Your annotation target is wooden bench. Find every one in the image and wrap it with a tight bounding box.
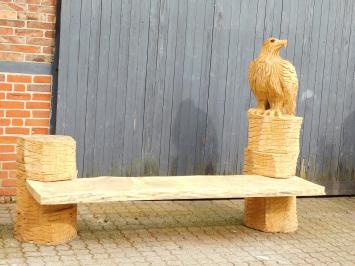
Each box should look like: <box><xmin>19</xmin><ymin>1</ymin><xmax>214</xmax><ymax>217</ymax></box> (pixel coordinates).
<box><xmin>27</xmin><ymin>175</ymin><xmax>324</xmax><ymax>204</ymax></box>
<box><xmin>24</xmin><ymin>174</ymin><xmax>324</xmax><ymax>240</ymax></box>
<box><xmin>14</xmin><ymin>130</ymin><xmax>325</xmax><ymax>245</ymax></box>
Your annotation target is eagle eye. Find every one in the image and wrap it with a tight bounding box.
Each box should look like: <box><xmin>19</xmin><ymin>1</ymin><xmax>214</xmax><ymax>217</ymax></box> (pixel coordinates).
<box><xmin>270</xmin><ymin>39</ymin><xmax>275</xmax><ymax>43</ymax></box>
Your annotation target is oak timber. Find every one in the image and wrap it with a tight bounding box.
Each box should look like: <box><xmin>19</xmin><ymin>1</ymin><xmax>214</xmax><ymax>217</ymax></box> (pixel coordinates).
<box><xmin>26</xmin><ymin>175</ymin><xmax>325</xmax><ymax>205</ymax></box>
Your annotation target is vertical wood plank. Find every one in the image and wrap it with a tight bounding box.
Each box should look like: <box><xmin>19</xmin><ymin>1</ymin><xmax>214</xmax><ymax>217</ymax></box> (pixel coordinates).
<box><xmin>64</xmin><ymin>0</ymin><xmax>81</xmax><ymax>137</ymax></box>
<box><xmin>132</xmin><ymin>0</ymin><xmax>151</xmax><ymax>176</ymax></box>
<box><xmin>141</xmin><ymin>0</ymin><xmax>161</xmax><ymax>175</ymax></box>
<box><xmin>307</xmin><ymin>0</ymin><xmax>330</xmax><ymax>180</ymax></box>
<box><xmin>56</xmin><ymin>0</ymin><xmax>71</xmax><ymax>134</ymax></box>
<box><xmin>315</xmin><ymin>0</ymin><xmax>338</xmax><ymax>180</ymax></box>
<box><xmin>102</xmin><ymin>0</ymin><xmax>122</xmax><ymax>175</ymax></box>
<box><xmin>322</xmin><ymin>0</ymin><xmax>345</xmax><ymax>180</ymax></box>
<box><xmin>193</xmin><ymin>0</ymin><xmax>215</xmax><ymax>174</ymax></box>
<box><xmin>82</xmin><ymin>0</ymin><xmax>102</xmax><ymax>177</ymax></box>
<box><xmin>75</xmin><ymin>0</ymin><xmax>93</xmax><ymax>175</ymax></box>
<box><xmin>330</xmin><ymin>0</ymin><xmax>353</xmax><ymax>181</ymax></box>
<box><xmin>159</xmin><ymin>0</ymin><xmax>179</xmax><ymax>175</ymax></box>
<box><xmin>93</xmin><ymin>0</ymin><xmax>112</xmax><ymax>176</ymax></box>
<box><xmin>167</xmin><ymin>0</ymin><xmax>188</xmax><ymax>175</ymax></box>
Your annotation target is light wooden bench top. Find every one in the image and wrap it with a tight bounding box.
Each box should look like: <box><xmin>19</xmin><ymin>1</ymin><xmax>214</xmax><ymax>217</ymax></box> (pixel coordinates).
<box><xmin>26</xmin><ymin>175</ymin><xmax>325</xmax><ymax>205</ymax></box>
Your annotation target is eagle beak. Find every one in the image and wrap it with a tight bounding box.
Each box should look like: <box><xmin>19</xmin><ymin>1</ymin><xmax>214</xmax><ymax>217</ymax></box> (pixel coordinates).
<box><xmin>279</xmin><ymin>39</ymin><xmax>288</xmax><ymax>47</ymax></box>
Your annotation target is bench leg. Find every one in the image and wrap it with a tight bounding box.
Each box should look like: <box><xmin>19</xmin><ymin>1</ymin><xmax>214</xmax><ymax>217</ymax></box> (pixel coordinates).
<box><xmin>243</xmin><ymin>196</ymin><xmax>297</xmax><ymax>233</ymax></box>
<box><xmin>14</xmin><ymin>185</ymin><xmax>77</xmax><ymax>245</ymax></box>
<box><xmin>14</xmin><ymin>136</ymin><xmax>78</xmax><ymax>245</ymax></box>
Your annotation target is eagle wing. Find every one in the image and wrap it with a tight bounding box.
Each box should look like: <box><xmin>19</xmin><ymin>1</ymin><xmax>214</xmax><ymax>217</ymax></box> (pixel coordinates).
<box><xmin>248</xmin><ymin>60</ymin><xmax>259</xmax><ymax>99</ymax></box>
<box><xmin>280</xmin><ymin>60</ymin><xmax>298</xmax><ymax>115</ymax></box>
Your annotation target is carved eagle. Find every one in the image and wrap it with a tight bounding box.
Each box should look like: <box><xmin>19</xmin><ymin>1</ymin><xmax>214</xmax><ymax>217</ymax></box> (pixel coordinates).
<box><xmin>248</xmin><ymin>37</ymin><xmax>298</xmax><ymax>116</ymax></box>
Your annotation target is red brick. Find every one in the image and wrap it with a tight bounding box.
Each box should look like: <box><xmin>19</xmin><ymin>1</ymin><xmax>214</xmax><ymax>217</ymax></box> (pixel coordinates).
<box><xmin>33</xmin><ymin>75</ymin><xmax>51</xmax><ymax>83</ymax></box>
<box><xmin>0</xmin><ymin>74</ymin><xmax>5</xmax><ymax>81</ymax></box>
<box><xmin>47</xmin><ymin>14</ymin><xmax>56</xmax><ymax>23</ymax></box>
<box><xmin>41</xmin><ymin>0</ymin><xmax>57</xmax><ymax>6</ymax></box>
<box><xmin>2</xmin><ymin>162</ymin><xmax>16</xmax><ymax>170</ymax></box>
<box><xmin>0</xmin><ymin>110</ymin><xmax>4</xmax><ymax>117</ymax></box>
<box><xmin>0</xmin><ymin>11</ymin><xmax>17</xmax><ymax>19</ymax></box>
<box><xmin>25</xmin><ymin>119</ymin><xmax>49</xmax><ymax>126</ymax></box>
<box><xmin>0</xmin><ymin>128</ymin><xmax>3</xmax><ymax>135</ymax></box>
<box><xmin>20</xmin><ymin>0</ymin><xmax>41</xmax><ymax>4</ymax></box>
<box><xmin>27</xmin><ymin>37</ymin><xmax>54</xmax><ymax>46</ymax></box>
<box><xmin>0</xmin><ymin>171</ymin><xmax>8</xmax><ymax>179</ymax></box>
<box><xmin>0</xmin><ymin>52</ymin><xmax>23</xmax><ymax>61</ymax></box>
<box><xmin>27</xmin><ymin>21</ymin><xmax>55</xmax><ymax>30</ymax></box>
<box><xmin>0</xmin><ymin>83</ymin><xmax>12</xmax><ymax>91</ymax></box>
<box><xmin>7</xmin><ymin>3</ymin><xmax>26</xmax><ymax>11</ymax></box>
<box><xmin>32</xmin><ymin>93</ymin><xmax>51</xmax><ymax>101</ymax></box>
<box><xmin>0</xmin><ymin>187</ymin><xmax>16</xmax><ymax>195</ymax></box>
<box><xmin>15</xmin><ymin>28</ymin><xmax>43</xmax><ymax>37</ymax></box>
<box><xmin>14</xmin><ymin>84</ymin><xmax>25</xmax><ymax>92</ymax></box>
<box><xmin>27</xmin><ymin>84</ymin><xmax>51</xmax><ymax>92</ymax></box>
<box><xmin>32</xmin><ymin>110</ymin><xmax>50</xmax><ymax>118</ymax></box>
<box><xmin>0</xmin><ymin>101</ymin><xmax>24</xmax><ymax>109</ymax></box>
<box><xmin>0</xmin><ymin>136</ymin><xmax>18</xmax><ymax>144</ymax></box>
<box><xmin>0</xmin><ymin>44</ymin><xmax>42</xmax><ymax>53</ymax></box>
<box><xmin>7</xmin><ymin>74</ymin><xmax>32</xmax><ymax>83</ymax></box>
<box><xmin>6</xmin><ymin>110</ymin><xmax>30</xmax><ymax>117</ymax></box>
<box><xmin>0</xmin><ymin>118</ymin><xmax>10</xmax><ymax>126</ymax></box>
<box><xmin>8</xmin><ymin>171</ymin><xmax>16</xmax><ymax>178</ymax></box>
<box><xmin>0</xmin><ymin>92</ymin><xmax>4</xmax><ymax>99</ymax></box>
<box><xmin>0</xmin><ymin>26</ymin><xmax>13</xmax><ymax>35</ymax></box>
<box><xmin>6</xmin><ymin>93</ymin><xmax>31</xmax><ymax>100</ymax></box>
<box><xmin>44</xmin><ymin>30</ymin><xmax>55</xmax><ymax>38</ymax></box>
<box><xmin>25</xmin><ymin>53</ymin><xmax>52</xmax><ymax>63</ymax></box>
<box><xmin>28</xmin><ymin>5</ymin><xmax>56</xmax><ymax>14</ymax></box>
<box><xmin>31</xmin><ymin>127</ymin><xmax>49</xmax><ymax>134</ymax></box>
<box><xmin>26</xmin><ymin>101</ymin><xmax>50</xmax><ymax>109</ymax></box>
<box><xmin>11</xmin><ymin>118</ymin><xmax>23</xmax><ymax>126</ymax></box>
<box><xmin>0</xmin><ymin>154</ymin><xmax>16</xmax><ymax>161</ymax></box>
<box><xmin>2</xmin><ymin>179</ymin><xmax>16</xmax><ymax>187</ymax></box>
<box><xmin>42</xmin><ymin>46</ymin><xmax>54</xmax><ymax>55</ymax></box>
<box><xmin>17</xmin><ymin>11</ymin><xmax>46</xmax><ymax>21</ymax></box>
<box><xmin>5</xmin><ymin>127</ymin><xmax>30</xmax><ymax>134</ymax></box>
<box><xmin>0</xmin><ymin>19</ymin><xmax>25</xmax><ymax>28</ymax></box>
<box><xmin>0</xmin><ymin>35</ymin><xmax>25</xmax><ymax>44</ymax></box>
<box><xmin>0</xmin><ymin>145</ymin><xmax>15</xmax><ymax>153</ymax></box>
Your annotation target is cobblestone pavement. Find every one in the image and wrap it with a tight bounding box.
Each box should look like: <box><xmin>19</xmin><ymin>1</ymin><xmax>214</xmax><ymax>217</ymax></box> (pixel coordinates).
<box><xmin>0</xmin><ymin>197</ymin><xmax>354</xmax><ymax>265</ymax></box>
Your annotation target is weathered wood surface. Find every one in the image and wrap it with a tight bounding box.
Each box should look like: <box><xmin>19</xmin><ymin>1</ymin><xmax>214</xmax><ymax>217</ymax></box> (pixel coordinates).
<box><xmin>26</xmin><ymin>175</ymin><xmax>325</xmax><ymax>205</ymax></box>
<box><xmin>56</xmin><ymin>0</ymin><xmax>355</xmax><ymax>195</ymax></box>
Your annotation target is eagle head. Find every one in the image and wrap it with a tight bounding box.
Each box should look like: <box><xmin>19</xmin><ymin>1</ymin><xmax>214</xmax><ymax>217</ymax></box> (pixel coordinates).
<box><xmin>260</xmin><ymin>37</ymin><xmax>288</xmax><ymax>56</ymax></box>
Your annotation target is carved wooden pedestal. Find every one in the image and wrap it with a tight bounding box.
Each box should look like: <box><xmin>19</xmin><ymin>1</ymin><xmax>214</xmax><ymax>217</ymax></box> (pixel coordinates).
<box><xmin>244</xmin><ymin>196</ymin><xmax>297</xmax><ymax>233</ymax></box>
<box><xmin>14</xmin><ymin>136</ymin><xmax>78</xmax><ymax>245</ymax></box>
<box><xmin>243</xmin><ymin>111</ymin><xmax>302</xmax><ymax>233</ymax></box>
<box><xmin>244</xmin><ymin>111</ymin><xmax>303</xmax><ymax>178</ymax></box>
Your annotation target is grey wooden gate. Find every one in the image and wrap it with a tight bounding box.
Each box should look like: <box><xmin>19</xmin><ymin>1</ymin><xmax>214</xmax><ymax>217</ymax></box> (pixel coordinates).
<box><xmin>56</xmin><ymin>0</ymin><xmax>355</xmax><ymax>195</ymax></box>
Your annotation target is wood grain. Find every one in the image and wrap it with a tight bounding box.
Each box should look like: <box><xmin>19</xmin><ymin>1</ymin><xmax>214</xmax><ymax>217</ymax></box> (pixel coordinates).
<box><xmin>26</xmin><ymin>175</ymin><xmax>325</xmax><ymax>205</ymax></box>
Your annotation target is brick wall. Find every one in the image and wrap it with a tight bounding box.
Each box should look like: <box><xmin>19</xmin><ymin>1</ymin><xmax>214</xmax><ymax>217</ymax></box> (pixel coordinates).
<box><xmin>0</xmin><ymin>0</ymin><xmax>56</xmax><ymax>63</ymax></box>
<box><xmin>0</xmin><ymin>0</ymin><xmax>57</xmax><ymax>201</ymax></box>
<box><xmin>0</xmin><ymin>73</ymin><xmax>52</xmax><ymax>198</ymax></box>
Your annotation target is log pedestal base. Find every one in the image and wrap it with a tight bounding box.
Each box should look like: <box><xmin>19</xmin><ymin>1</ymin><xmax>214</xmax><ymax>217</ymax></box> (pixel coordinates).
<box><xmin>244</xmin><ymin>196</ymin><xmax>297</xmax><ymax>233</ymax></box>
<box><xmin>14</xmin><ymin>135</ymin><xmax>78</xmax><ymax>245</ymax></box>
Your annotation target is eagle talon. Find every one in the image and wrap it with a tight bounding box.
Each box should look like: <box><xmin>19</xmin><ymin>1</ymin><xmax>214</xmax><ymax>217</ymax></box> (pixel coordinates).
<box><xmin>248</xmin><ymin>108</ymin><xmax>265</xmax><ymax>115</ymax></box>
<box><xmin>264</xmin><ymin>110</ymin><xmax>282</xmax><ymax>117</ymax></box>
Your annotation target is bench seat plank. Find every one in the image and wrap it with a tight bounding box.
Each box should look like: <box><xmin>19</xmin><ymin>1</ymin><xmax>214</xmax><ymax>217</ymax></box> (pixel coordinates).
<box><xmin>26</xmin><ymin>175</ymin><xmax>325</xmax><ymax>205</ymax></box>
